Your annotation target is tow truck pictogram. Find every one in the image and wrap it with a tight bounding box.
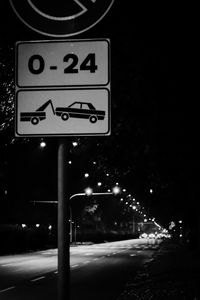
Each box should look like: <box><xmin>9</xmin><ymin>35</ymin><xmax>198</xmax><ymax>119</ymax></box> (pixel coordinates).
<box><xmin>20</xmin><ymin>100</ymin><xmax>55</xmax><ymax>125</ymax></box>
<box><xmin>20</xmin><ymin>100</ymin><xmax>105</xmax><ymax>125</ymax></box>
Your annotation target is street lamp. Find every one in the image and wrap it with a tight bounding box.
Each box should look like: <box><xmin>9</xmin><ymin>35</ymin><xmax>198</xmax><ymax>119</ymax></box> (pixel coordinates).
<box><xmin>69</xmin><ymin>185</ymin><xmax>121</xmax><ymax>242</ymax></box>
<box><xmin>84</xmin><ymin>187</ymin><xmax>93</xmax><ymax>196</ymax></box>
<box><xmin>112</xmin><ymin>185</ymin><xmax>121</xmax><ymax>195</ymax></box>
<box><xmin>40</xmin><ymin>139</ymin><xmax>46</xmax><ymax>148</ymax></box>
<box><xmin>72</xmin><ymin>141</ymin><xmax>78</xmax><ymax>147</ymax></box>
<box><xmin>30</xmin><ymin>185</ymin><xmax>122</xmax><ymax>244</ymax></box>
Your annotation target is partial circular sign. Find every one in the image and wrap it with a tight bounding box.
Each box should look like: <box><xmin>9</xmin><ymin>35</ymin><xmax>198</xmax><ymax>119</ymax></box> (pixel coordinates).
<box><xmin>9</xmin><ymin>0</ymin><xmax>115</xmax><ymax>37</ymax></box>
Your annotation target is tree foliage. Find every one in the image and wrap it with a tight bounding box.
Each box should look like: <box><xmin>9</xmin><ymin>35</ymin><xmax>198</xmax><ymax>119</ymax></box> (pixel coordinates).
<box><xmin>0</xmin><ymin>43</ymin><xmax>15</xmax><ymax>143</ymax></box>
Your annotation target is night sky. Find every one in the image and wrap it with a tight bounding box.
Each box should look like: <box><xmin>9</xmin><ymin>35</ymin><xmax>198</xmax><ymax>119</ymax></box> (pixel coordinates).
<box><xmin>0</xmin><ymin>1</ymin><xmax>197</xmax><ymax>228</ymax></box>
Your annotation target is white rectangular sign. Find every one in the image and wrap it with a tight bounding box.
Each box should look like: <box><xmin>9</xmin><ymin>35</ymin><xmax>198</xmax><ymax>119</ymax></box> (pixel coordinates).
<box><xmin>16</xmin><ymin>39</ymin><xmax>110</xmax><ymax>88</ymax></box>
<box><xmin>16</xmin><ymin>89</ymin><xmax>110</xmax><ymax>136</ymax></box>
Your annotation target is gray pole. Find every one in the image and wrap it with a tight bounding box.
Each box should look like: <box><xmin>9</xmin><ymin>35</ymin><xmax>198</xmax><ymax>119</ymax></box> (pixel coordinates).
<box><xmin>58</xmin><ymin>139</ymin><xmax>70</xmax><ymax>300</ymax></box>
<box><xmin>70</xmin><ymin>206</ymin><xmax>73</xmax><ymax>243</ymax></box>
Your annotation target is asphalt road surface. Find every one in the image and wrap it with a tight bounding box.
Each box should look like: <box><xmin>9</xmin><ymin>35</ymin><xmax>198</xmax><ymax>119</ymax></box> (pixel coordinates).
<box><xmin>0</xmin><ymin>239</ymin><xmax>161</xmax><ymax>300</ymax></box>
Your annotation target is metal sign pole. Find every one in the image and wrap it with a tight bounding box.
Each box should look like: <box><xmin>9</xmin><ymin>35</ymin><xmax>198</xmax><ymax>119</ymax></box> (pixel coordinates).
<box><xmin>58</xmin><ymin>138</ymin><xmax>70</xmax><ymax>300</ymax></box>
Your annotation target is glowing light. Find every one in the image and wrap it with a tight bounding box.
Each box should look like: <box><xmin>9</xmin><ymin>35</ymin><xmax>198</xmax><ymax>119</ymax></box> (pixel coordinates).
<box><xmin>40</xmin><ymin>141</ymin><xmax>46</xmax><ymax>148</ymax></box>
<box><xmin>85</xmin><ymin>187</ymin><xmax>93</xmax><ymax>196</ymax></box>
<box><xmin>72</xmin><ymin>141</ymin><xmax>78</xmax><ymax>147</ymax></box>
<box><xmin>112</xmin><ymin>186</ymin><xmax>121</xmax><ymax>195</ymax></box>
<box><xmin>97</xmin><ymin>182</ymin><xmax>102</xmax><ymax>186</ymax></box>
<box><xmin>22</xmin><ymin>224</ymin><xmax>26</xmax><ymax>228</ymax></box>
<box><xmin>36</xmin><ymin>224</ymin><xmax>40</xmax><ymax>228</ymax></box>
<box><xmin>84</xmin><ymin>173</ymin><xmax>89</xmax><ymax>178</ymax></box>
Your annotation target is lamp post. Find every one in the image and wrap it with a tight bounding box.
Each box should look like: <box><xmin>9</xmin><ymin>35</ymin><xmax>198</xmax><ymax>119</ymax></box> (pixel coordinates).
<box><xmin>69</xmin><ymin>187</ymin><xmax>120</xmax><ymax>242</ymax></box>
<box><xmin>32</xmin><ymin>186</ymin><xmax>121</xmax><ymax>242</ymax></box>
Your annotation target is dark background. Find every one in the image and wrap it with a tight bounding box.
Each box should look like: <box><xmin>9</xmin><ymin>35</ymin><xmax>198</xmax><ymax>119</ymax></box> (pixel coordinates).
<box><xmin>0</xmin><ymin>1</ymin><xmax>198</xmax><ymax>232</ymax></box>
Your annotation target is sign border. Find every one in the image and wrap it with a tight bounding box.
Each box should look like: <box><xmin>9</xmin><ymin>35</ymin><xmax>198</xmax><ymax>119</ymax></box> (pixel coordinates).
<box><xmin>15</xmin><ymin>87</ymin><xmax>111</xmax><ymax>137</ymax></box>
<box><xmin>16</xmin><ymin>38</ymin><xmax>110</xmax><ymax>88</ymax></box>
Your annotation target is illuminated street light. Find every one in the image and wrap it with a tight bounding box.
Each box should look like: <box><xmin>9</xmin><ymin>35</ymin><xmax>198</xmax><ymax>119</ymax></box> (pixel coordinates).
<box><xmin>40</xmin><ymin>140</ymin><xmax>46</xmax><ymax>148</ymax></box>
<box><xmin>84</xmin><ymin>187</ymin><xmax>93</xmax><ymax>196</ymax></box>
<box><xmin>112</xmin><ymin>185</ymin><xmax>121</xmax><ymax>195</ymax></box>
<box><xmin>84</xmin><ymin>173</ymin><xmax>89</xmax><ymax>178</ymax></box>
<box><xmin>72</xmin><ymin>141</ymin><xmax>78</xmax><ymax>147</ymax></box>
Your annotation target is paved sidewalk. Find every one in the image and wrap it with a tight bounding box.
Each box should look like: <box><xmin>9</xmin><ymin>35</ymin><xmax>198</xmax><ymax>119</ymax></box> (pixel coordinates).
<box><xmin>117</xmin><ymin>239</ymin><xmax>200</xmax><ymax>300</ymax></box>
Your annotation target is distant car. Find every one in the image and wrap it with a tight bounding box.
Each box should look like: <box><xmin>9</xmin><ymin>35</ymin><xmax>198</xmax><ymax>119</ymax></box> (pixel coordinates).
<box><xmin>139</xmin><ymin>233</ymin><xmax>148</xmax><ymax>239</ymax></box>
<box><xmin>55</xmin><ymin>102</ymin><xmax>105</xmax><ymax>123</ymax></box>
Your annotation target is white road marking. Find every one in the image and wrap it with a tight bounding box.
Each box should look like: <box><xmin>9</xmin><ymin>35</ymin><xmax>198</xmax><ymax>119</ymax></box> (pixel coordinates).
<box><xmin>83</xmin><ymin>261</ymin><xmax>90</xmax><ymax>264</ymax></box>
<box><xmin>31</xmin><ymin>276</ymin><xmax>45</xmax><ymax>282</ymax></box>
<box><xmin>0</xmin><ymin>286</ymin><xmax>16</xmax><ymax>293</ymax></box>
<box><xmin>71</xmin><ymin>264</ymin><xmax>79</xmax><ymax>268</ymax></box>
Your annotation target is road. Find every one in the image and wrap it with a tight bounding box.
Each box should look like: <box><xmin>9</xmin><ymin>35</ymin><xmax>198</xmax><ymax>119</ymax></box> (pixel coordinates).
<box><xmin>0</xmin><ymin>239</ymin><xmax>161</xmax><ymax>300</ymax></box>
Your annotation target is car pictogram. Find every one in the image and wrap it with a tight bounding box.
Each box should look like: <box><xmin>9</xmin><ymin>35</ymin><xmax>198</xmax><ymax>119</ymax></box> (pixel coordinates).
<box><xmin>55</xmin><ymin>101</ymin><xmax>105</xmax><ymax>123</ymax></box>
